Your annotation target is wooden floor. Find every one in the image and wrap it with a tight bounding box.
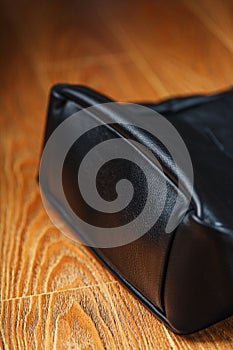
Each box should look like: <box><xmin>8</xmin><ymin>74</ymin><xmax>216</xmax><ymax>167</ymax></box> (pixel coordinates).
<box><xmin>1</xmin><ymin>0</ymin><xmax>233</xmax><ymax>348</ymax></box>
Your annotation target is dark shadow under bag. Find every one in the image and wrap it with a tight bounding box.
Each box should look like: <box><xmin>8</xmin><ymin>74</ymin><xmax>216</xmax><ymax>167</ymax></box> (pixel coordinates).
<box><xmin>40</xmin><ymin>84</ymin><xmax>233</xmax><ymax>334</ymax></box>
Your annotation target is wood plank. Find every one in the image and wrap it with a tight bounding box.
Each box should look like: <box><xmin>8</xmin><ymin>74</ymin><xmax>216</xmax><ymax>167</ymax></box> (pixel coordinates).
<box><xmin>96</xmin><ymin>0</ymin><xmax>233</xmax><ymax>95</ymax></box>
<box><xmin>1</xmin><ymin>0</ymin><xmax>233</xmax><ymax>348</ymax></box>
<box><xmin>1</xmin><ymin>283</ymin><xmax>233</xmax><ymax>349</ymax></box>
<box><xmin>184</xmin><ymin>0</ymin><xmax>233</xmax><ymax>55</ymax></box>
<box><xmin>39</xmin><ymin>53</ymin><xmax>161</xmax><ymax>101</ymax></box>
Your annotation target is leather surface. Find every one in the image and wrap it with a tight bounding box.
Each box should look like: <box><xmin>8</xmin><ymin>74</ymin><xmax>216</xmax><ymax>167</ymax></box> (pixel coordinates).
<box><xmin>41</xmin><ymin>84</ymin><xmax>233</xmax><ymax>334</ymax></box>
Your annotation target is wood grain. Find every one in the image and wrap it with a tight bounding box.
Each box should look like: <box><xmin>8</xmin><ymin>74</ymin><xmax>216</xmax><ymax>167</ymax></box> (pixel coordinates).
<box><xmin>1</xmin><ymin>0</ymin><xmax>233</xmax><ymax>348</ymax></box>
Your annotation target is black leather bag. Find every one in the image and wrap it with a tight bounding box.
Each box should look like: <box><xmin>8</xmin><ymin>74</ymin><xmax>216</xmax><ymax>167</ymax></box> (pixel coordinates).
<box><xmin>40</xmin><ymin>84</ymin><xmax>233</xmax><ymax>334</ymax></box>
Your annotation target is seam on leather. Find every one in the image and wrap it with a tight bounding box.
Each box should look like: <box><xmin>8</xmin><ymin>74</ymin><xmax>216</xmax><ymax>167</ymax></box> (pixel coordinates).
<box><xmin>161</xmin><ymin>208</ymin><xmax>195</xmax><ymax>317</ymax></box>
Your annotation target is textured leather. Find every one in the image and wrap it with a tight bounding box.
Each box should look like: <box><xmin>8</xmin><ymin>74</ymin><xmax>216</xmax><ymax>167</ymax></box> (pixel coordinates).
<box><xmin>41</xmin><ymin>84</ymin><xmax>233</xmax><ymax>334</ymax></box>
